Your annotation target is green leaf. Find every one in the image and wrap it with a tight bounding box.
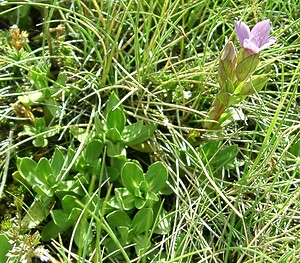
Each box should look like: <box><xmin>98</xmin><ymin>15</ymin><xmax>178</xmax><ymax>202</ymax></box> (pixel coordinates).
<box><xmin>187</xmin><ymin>9</ymin><xmax>197</xmax><ymax>29</ymax></box>
<box><xmin>145</xmin><ymin>162</ymin><xmax>168</xmax><ymax>193</ymax></box>
<box><xmin>29</xmin><ymin>65</ymin><xmax>49</xmax><ymax>89</ymax></box>
<box><xmin>107</xmin><ymin>210</ymin><xmax>132</xmax><ymax>228</ymax></box>
<box><xmin>121</xmin><ymin>161</ymin><xmax>144</xmax><ymax>194</ymax></box>
<box><xmin>33</xmin><ymin>136</ymin><xmax>48</xmax><ymax>147</ymax></box>
<box><xmin>51</xmin><ymin>147</ymin><xmax>66</xmax><ymax>177</ymax></box>
<box><xmin>115</xmin><ymin>188</ymin><xmax>136</xmax><ymax>210</ymax></box>
<box><xmin>94</xmin><ymin>112</ymin><xmax>105</xmax><ymax>134</ymax></box>
<box><xmin>132</xmin><ymin>208</ymin><xmax>153</xmax><ymax>235</ymax></box>
<box><xmin>124</xmin><ymin>123</ymin><xmax>157</xmax><ymax>146</ymax></box>
<box><xmin>239</xmin><ymin>75</ymin><xmax>269</xmax><ymax>96</ymax></box>
<box><xmin>109</xmin><ymin>155</ymin><xmax>127</xmax><ymax>180</ymax></box>
<box><xmin>42</xmin><ymin>220</ymin><xmax>64</xmax><ymax>241</ymax></box>
<box><xmin>0</xmin><ymin>234</ymin><xmax>12</xmax><ymax>262</ymax></box>
<box><xmin>107</xmin><ymin>196</ymin><xmax>123</xmax><ymax>211</ymax></box>
<box><xmin>32</xmin><ymin>184</ymin><xmax>53</xmax><ymax>197</ymax></box>
<box><xmin>84</xmin><ymin>139</ymin><xmax>104</xmax><ymax>163</ymax></box>
<box><xmin>18</xmin><ymin>157</ymin><xmax>37</xmax><ymax>186</ymax></box>
<box><xmin>69</xmin><ymin>126</ymin><xmax>88</xmax><ymax>142</ymax></box>
<box><xmin>209</xmin><ymin>144</ymin><xmax>238</xmax><ymax>170</ymax></box>
<box><xmin>22</xmin><ymin>197</ymin><xmax>53</xmax><ymax>231</ymax></box>
<box><xmin>104</xmin><ymin>91</ymin><xmax>121</xmax><ymax>117</ymax></box>
<box><xmin>107</xmin><ymin>141</ymin><xmax>125</xmax><ymax>157</ymax></box>
<box><xmin>216</xmin><ymin>92</ymin><xmax>232</xmax><ymax>107</ymax></box>
<box><xmin>36</xmin><ymin>157</ymin><xmax>53</xmax><ymax>185</ymax></box>
<box><xmin>219</xmin><ymin>108</ymin><xmax>245</xmax><ymax>127</ymax></box>
<box><xmin>54</xmin><ymin>71</ymin><xmax>67</xmax><ymax>88</ymax></box>
<box><xmin>106</xmin><ymin>128</ymin><xmax>123</xmax><ymax>143</ymax></box>
<box><xmin>34</xmin><ymin>117</ymin><xmax>46</xmax><ymax>132</ymax></box>
<box><xmin>199</xmin><ymin>141</ymin><xmax>222</xmax><ymax>161</ymax></box>
<box><xmin>118</xmin><ymin>226</ymin><xmax>131</xmax><ymax>243</ymax></box>
<box><xmin>61</xmin><ymin>194</ymin><xmax>78</xmax><ymax>214</ymax></box>
<box><xmin>136</xmin><ymin>181</ymin><xmax>148</xmax><ymax>198</ymax></box>
<box><xmin>107</xmin><ymin>107</ymin><xmax>126</xmax><ymax>133</ymax></box>
<box><xmin>289</xmin><ymin>139</ymin><xmax>300</xmax><ymax>157</ymax></box>
<box><xmin>51</xmin><ymin>210</ymin><xmax>73</xmax><ymax>229</ymax></box>
<box><xmin>146</xmin><ymin>191</ymin><xmax>159</xmax><ymax>202</ymax></box>
<box><xmin>133</xmin><ymin>234</ymin><xmax>151</xmax><ymax>256</ymax></box>
<box><xmin>122</xmin><ymin>121</ymin><xmax>143</xmax><ymax>141</ymax></box>
<box><xmin>135</xmin><ymin>197</ymin><xmax>148</xmax><ymax>209</ymax></box>
<box><xmin>68</xmin><ymin>207</ymin><xmax>82</xmax><ymax>222</ymax></box>
<box><xmin>21</xmin><ymin>124</ymin><xmax>36</xmax><ymax>136</ymax></box>
<box><xmin>44</xmin><ymin>97</ymin><xmax>60</xmax><ymax>120</ymax></box>
<box><xmin>129</xmin><ymin>141</ymin><xmax>155</xmax><ymax>153</ymax></box>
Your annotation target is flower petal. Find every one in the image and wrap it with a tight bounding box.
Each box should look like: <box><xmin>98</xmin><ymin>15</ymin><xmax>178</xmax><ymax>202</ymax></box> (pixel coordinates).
<box><xmin>250</xmin><ymin>19</ymin><xmax>271</xmax><ymax>47</ymax></box>
<box><xmin>234</xmin><ymin>21</ymin><xmax>250</xmax><ymax>46</ymax></box>
<box><xmin>259</xmin><ymin>37</ymin><xmax>277</xmax><ymax>51</ymax></box>
<box><xmin>243</xmin><ymin>39</ymin><xmax>260</xmax><ymax>54</ymax></box>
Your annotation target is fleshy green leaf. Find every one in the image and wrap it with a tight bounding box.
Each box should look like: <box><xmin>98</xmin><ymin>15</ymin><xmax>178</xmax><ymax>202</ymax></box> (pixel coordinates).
<box><xmin>84</xmin><ymin>139</ymin><xmax>104</xmax><ymax>163</ymax></box>
<box><xmin>107</xmin><ymin>210</ymin><xmax>132</xmax><ymax>228</ymax></box>
<box><xmin>122</xmin><ymin>121</ymin><xmax>143</xmax><ymax>140</ymax></box>
<box><xmin>22</xmin><ymin>197</ymin><xmax>53</xmax><ymax>231</ymax></box>
<box><xmin>34</xmin><ymin>117</ymin><xmax>46</xmax><ymax>132</ymax></box>
<box><xmin>118</xmin><ymin>226</ymin><xmax>131</xmax><ymax>243</ymax></box>
<box><xmin>289</xmin><ymin>139</ymin><xmax>300</xmax><ymax>157</ymax></box>
<box><xmin>216</xmin><ymin>92</ymin><xmax>232</xmax><ymax>107</ymax></box>
<box><xmin>42</xmin><ymin>220</ymin><xmax>64</xmax><ymax>241</ymax></box>
<box><xmin>124</xmin><ymin>123</ymin><xmax>157</xmax><ymax>146</ymax></box>
<box><xmin>106</xmin><ymin>128</ymin><xmax>123</xmax><ymax>143</ymax></box>
<box><xmin>51</xmin><ymin>147</ymin><xmax>65</xmax><ymax>177</ymax></box>
<box><xmin>36</xmin><ymin>157</ymin><xmax>52</xmax><ymax>185</ymax></box>
<box><xmin>61</xmin><ymin>194</ymin><xmax>78</xmax><ymax>214</ymax></box>
<box><xmin>104</xmin><ymin>91</ymin><xmax>121</xmax><ymax>117</ymax></box>
<box><xmin>69</xmin><ymin>126</ymin><xmax>88</xmax><ymax>142</ymax></box>
<box><xmin>239</xmin><ymin>75</ymin><xmax>269</xmax><ymax>96</ymax></box>
<box><xmin>115</xmin><ymin>188</ymin><xmax>136</xmax><ymax>210</ymax></box>
<box><xmin>129</xmin><ymin>141</ymin><xmax>155</xmax><ymax>153</ymax></box>
<box><xmin>33</xmin><ymin>136</ymin><xmax>48</xmax><ymax>147</ymax></box>
<box><xmin>0</xmin><ymin>234</ymin><xmax>12</xmax><ymax>262</ymax></box>
<box><xmin>145</xmin><ymin>162</ymin><xmax>168</xmax><ymax>193</ymax></box>
<box><xmin>18</xmin><ymin>157</ymin><xmax>37</xmax><ymax>186</ymax></box>
<box><xmin>51</xmin><ymin>210</ymin><xmax>73</xmax><ymax>229</ymax></box>
<box><xmin>135</xmin><ymin>197</ymin><xmax>148</xmax><ymax>209</ymax></box>
<box><xmin>107</xmin><ymin>107</ymin><xmax>126</xmax><ymax>133</ymax></box>
<box><xmin>209</xmin><ymin>144</ymin><xmax>238</xmax><ymax>170</ymax></box>
<box><xmin>107</xmin><ymin>141</ymin><xmax>125</xmax><ymax>157</ymax></box>
<box><xmin>133</xmin><ymin>234</ymin><xmax>151</xmax><ymax>256</ymax></box>
<box><xmin>121</xmin><ymin>161</ymin><xmax>144</xmax><ymax>194</ymax></box>
<box><xmin>132</xmin><ymin>208</ymin><xmax>153</xmax><ymax>235</ymax></box>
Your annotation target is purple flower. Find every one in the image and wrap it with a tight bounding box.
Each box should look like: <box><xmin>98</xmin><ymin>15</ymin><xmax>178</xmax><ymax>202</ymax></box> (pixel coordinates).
<box><xmin>234</xmin><ymin>19</ymin><xmax>277</xmax><ymax>54</ymax></box>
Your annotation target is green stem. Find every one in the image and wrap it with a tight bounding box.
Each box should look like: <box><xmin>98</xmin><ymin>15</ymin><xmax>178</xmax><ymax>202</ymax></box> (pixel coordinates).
<box><xmin>204</xmin><ymin>97</ymin><xmax>227</xmax><ymax>130</ymax></box>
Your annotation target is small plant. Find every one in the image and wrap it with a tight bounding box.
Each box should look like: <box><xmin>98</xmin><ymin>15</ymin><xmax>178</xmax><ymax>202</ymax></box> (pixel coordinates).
<box><xmin>111</xmin><ymin>161</ymin><xmax>168</xmax><ymax>210</ymax></box>
<box><xmin>12</xmin><ymin>92</ymin><xmax>171</xmax><ymax>261</ymax></box>
<box><xmin>202</xmin><ymin>19</ymin><xmax>277</xmax><ymax>131</ymax></box>
<box><xmin>18</xmin><ymin>117</ymin><xmax>59</xmax><ymax>147</ymax></box>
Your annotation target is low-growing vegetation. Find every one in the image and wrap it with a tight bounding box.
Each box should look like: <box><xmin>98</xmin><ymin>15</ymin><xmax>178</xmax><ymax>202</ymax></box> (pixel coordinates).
<box><xmin>0</xmin><ymin>0</ymin><xmax>299</xmax><ymax>262</ymax></box>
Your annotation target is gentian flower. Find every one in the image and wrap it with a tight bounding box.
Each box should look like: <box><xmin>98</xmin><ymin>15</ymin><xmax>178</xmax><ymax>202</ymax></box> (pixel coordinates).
<box><xmin>234</xmin><ymin>19</ymin><xmax>276</xmax><ymax>54</ymax></box>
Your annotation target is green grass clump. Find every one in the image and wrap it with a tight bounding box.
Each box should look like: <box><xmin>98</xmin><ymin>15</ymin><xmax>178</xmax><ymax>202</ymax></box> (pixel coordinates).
<box><xmin>0</xmin><ymin>0</ymin><xmax>299</xmax><ymax>262</ymax></box>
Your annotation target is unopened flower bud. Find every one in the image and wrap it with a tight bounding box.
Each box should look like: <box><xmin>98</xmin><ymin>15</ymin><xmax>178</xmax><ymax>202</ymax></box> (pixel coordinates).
<box><xmin>217</xmin><ymin>41</ymin><xmax>237</xmax><ymax>91</ymax></box>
